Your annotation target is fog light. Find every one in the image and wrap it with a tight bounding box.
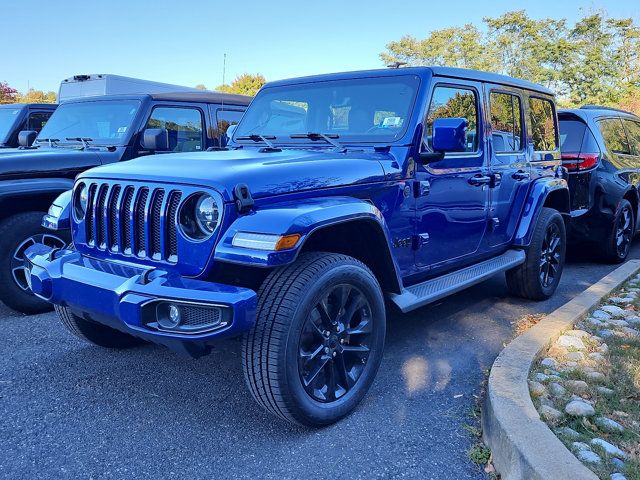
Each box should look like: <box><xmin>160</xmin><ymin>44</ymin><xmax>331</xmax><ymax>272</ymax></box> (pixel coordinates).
<box><xmin>157</xmin><ymin>303</ymin><xmax>182</xmax><ymax>329</ymax></box>
<box><xmin>168</xmin><ymin>304</ymin><xmax>181</xmax><ymax>325</ymax></box>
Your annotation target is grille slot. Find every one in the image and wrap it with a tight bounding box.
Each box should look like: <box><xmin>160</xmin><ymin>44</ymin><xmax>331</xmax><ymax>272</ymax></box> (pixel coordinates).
<box><xmin>135</xmin><ymin>188</ymin><xmax>149</xmax><ymax>256</ymax></box>
<box><xmin>81</xmin><ymin>182</ymin><xmax>184</xmax><ymax>263</ymax></box>
<box><xmin>180</xmin><ymin>305</ymin><xmax>223</xmax><ymax>328</ymax></box>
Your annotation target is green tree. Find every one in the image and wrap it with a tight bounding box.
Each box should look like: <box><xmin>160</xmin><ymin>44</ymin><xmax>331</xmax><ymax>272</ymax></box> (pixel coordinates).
<box><xmin>15</xmin><ymin>88</ymin><xmax>57</xmax><ymax>104</ymax></box>
<box><xmin>194</xmin><ymin>84</ymin><xmax>207</xmax><ymax>90</ymax></box>
<box><xmin>216</xmin><ymin>73</ymin><xmax>266</xmax><ymax>96</ymax></box>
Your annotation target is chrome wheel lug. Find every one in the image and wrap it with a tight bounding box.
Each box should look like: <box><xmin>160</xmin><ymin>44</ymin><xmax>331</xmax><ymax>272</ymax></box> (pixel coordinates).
<box><xmin>332</xmin><ymin>352</ymin><xmax>337</xmax><ymax>357</ymax></box>
<box><xmin>324</xmin><ymin>347</ymin><xmax>330</xmax><ymax>354</ymax></box>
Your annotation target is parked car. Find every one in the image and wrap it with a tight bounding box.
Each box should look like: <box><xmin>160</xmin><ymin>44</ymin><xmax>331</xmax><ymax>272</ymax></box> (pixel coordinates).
<box><xmin>0</xmin><ymin>103</ymin><xmax>57</xmax><ymax>148</ymax></box>
<box><xmin>559</xmin><ymin>106</ymin><xmax>640</xmax><ymax>262</ymax></box>
<box><xmin>25</xmin><ymin>67</ymin><xmax>569</xmax><ymax>426</ymax></box>
<box><xmin>0</xmin><ymin>90</ymin><xmax>251</xmax><ymax>314</ymax></box>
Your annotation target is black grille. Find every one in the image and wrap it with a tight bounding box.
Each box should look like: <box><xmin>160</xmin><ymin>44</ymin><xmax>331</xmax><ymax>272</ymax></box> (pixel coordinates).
<box><xmin>83</xmin><ymin>182</ymin><xmax>181</xmax><ymax>263</ymax></box>
<box><xmin>180</xmin><ymin>305</ymin><xmax>223</xmax><ymax>328</ymax></box>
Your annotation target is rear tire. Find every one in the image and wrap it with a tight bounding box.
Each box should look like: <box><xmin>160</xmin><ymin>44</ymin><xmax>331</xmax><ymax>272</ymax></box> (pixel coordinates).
<box><xmin>242</xmin><ymin>252</ymin><xmax>386</xmax><ymax>427</ymax></box>
<box><xmin>0</xmin><ymin>212</ymin><xmax>69</xmax><ymax>314</ymax></box>
<box><xmin>506</xmin><ymin>207</ymin><xmax>566</xmax><ymax>300</ymax></box>
<box><xmin>55</xmin><ymin>305</ymin><xmax>144</xmax><ymax>348</ymax></box>
<box><xmin>602</xmin><ymin>199</ymin><xmax>634</xmax><ymax>264</ymax></box>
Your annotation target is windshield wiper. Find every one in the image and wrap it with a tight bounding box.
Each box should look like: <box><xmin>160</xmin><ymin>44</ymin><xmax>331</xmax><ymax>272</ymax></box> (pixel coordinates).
<box><xmin>35</xmin><ymin>138</ymin><xmax>60</xmax><ymax>148</ymax></box>
<box><xmin>66</xmin><ymin>137</ymin><xmax>93</xmax><ymax>149</ymax></box>
<box><xmin>290</xmin><ymin>132</ymin><xmax>344</xmax><ymax>151</ymax></box>
<box><xmin>236</xmin><ymin>134</ymin><xmax>277</xmax><ymax>149</ymax></box>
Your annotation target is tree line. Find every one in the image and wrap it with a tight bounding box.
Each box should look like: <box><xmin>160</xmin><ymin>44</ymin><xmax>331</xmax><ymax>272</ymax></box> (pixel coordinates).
<box><xmin>0</xmin><ymin>83</ymin><xmax>57</xmax><ymax>104</ymax></box>
<box><xmin>380</xmin><ymin>10</ymin><xmax>640</xmax><ymax>114</ymax></box>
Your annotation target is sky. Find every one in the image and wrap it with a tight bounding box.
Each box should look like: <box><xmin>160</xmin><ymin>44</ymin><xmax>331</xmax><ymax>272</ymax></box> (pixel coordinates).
<box><xmin>1</xmin><ymin>0</ymin><xmax>638</xmax><ymax>94</ymax></box>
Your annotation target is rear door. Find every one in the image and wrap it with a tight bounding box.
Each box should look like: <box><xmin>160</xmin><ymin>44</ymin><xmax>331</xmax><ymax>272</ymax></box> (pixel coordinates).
<box><xmin>484</xmin><ymin>86</ymin><xmax>530</xmax><ymax>247</ymax></box>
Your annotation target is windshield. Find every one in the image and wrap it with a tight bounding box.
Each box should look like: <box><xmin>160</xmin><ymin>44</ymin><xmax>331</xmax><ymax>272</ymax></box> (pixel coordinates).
<box><xmin>0</xmin><ymin>106</ymin><xmax>25</xmax><ymax>144</ymax></box>
<box><xmin>37</xmin><ymin>99</ymin><xmax>141</xmax><ymax>146</ymax></box>
<box><xmin>234</xmin><ymin>75</ymin><xmax>420</xmax><ymax>144</ymax></box>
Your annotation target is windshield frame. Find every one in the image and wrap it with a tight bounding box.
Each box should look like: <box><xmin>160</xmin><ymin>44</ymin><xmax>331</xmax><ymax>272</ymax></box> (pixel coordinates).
<box><xmin>0</xmin><ymin>105</ymin><xmax>26</xmax><ymax>145</ymax></box>
<box><xmin>36</xmin><ymin>98</ymin><xmax>143</xmax><ymax>147</ymax></box>
<box><xmin>232</xmin><ymin>74</ymin><xmax>421</xmax><ymax>147</ymax></box>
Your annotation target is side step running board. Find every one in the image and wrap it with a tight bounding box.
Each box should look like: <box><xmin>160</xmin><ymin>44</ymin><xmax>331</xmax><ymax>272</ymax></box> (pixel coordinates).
<box><xmin>389</xmin><ymin>249</ymin><xmax>526</xmax><ymax>313</ymax></box>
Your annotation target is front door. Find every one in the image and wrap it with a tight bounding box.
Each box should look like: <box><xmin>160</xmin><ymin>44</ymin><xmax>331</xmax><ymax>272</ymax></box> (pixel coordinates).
<box><xmin>484</xmin><ymin>87</ymin><xmax>531</xmax><ymax>247</ymax></box>
<box><xmin>415</xmin><ymin>82</ymin><xmax>490</xmax><ymax>272</ymax></box>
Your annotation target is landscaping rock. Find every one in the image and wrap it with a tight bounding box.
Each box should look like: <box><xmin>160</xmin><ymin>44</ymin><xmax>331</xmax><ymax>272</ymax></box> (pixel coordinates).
<box><xmin>556</xmin><ymin>335</ymin><xmax>586</xmax><ymax>350</ymax></box>
<box><xmin>611</xmin><ymin>458</ymin><xmax>626</xmax><ymax>470</ymax></box>
<box><xmin>566</xmin><ymin>400</ymin><xmax>595</xmax><ymax>417</ymax></box>
<box><xmin>540</xmin><ymin>405</ymin><xmax>563</xmax><ymax>423</ymax></box>
<box><xmin>576</xmin><ymin>449</ymin><xmax>601</xmax><ymax>464</ymax></box>
<box><xmin>540</xmin><ymin>357</ymin><xmax>558</xmax><ymax>369</ymax></box>
<box><xmin>601</xmin><ymin>305</ymin><xmax>625</xmax><ymax>317</ymax></box>
<box><xmin>588</xmin><ymin>352</ymin><xmax>606</xmax><ymax>363</ymax></box>
<box><xmin>621</xmin><ymin>327</ymin><xmax>639</xmax><ymax>337</ymax></box>
<box><xmin>608</xmin><ymin>296</ymin><xmax>633</xmax><ymax>304</ymax></box>
<box><xmin>528</xmin><ymin>380</ymin><xmax>546</xmax><ymax>397</ymax></box>
<box><xmin>572</xmin><ymin>441</ymin><xmax>591</xmax><ymax>451</ymax></box>
<box><xmin>586</xmin><ymin>371</ymin><xmax>606</xmax><ymax>382</ymax></box>
<box><xmin>556</xmin><ymin>427</ymin><xmax>581</xmax><ymax>439</ymax></box>
<box><xmin>592</xmin><ymin>310</ymin><xmax>612</xmax><ymax>321</ymax></box>
<box><xmin>598</xmin><ymin>343</ymin><xmax>609</xmax><ymax>353</ymax></box>
<box><xmin>534</xmin><ymin>373</ymin><xmax>550</xmax><ymax>383</ymax></box>
<box><xmin>591</xmin><ymin>438</ymin><xmax>627</xmax><ymax>459</ymax></box>
<box><xmin>549</xmin><ymin>382</ymin><xmax>566</xmax><ymax>397</ymax></box>
<box><xmin>610</xmin><ymin>473</ymin><xmax>627</xmax><ymax>480</ymax></box>
<box><xmin>588</xmin><ymin>317</ymin><xmax>606</xmax><ymax>327</ymax></box>
<box><xmin>594</xmin><ymin>417</ymin><xmax>624</xmax><ymax>433</ymax></box>
<box><xmin>609</xmin><ymin>319</ymin><xmax>629</xmax><ymax>327</ymax></box>
<box><xmin>597</xmin><ymin>386</ymin><xmax>615</xmax><ymax>396</ymax></box>
<box><xmin>626</xmin><ymin>315</ymin><xmax>640</xmax><ymax>326</ymax></box>
<box><xmin>598</xmin><ymin>329</ymin><xmax>616</xmax><ymax>338</ymax></box>
<box><xmin>566</xmin><ymin>329</ymin><xmax>591</xmax><ymax>338</ymax></box>
<box><xmin>565</xmin><ymin>380</ymin><xmax>589</xmax><ymax>393</ymax></box>
<box><xmin>566</xmin><ymin>351</ymin><xmax>585</xmax><ymax>362</ymax></box>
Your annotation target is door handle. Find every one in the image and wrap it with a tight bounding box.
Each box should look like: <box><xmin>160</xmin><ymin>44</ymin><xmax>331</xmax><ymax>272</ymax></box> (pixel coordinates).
<box><xmin>512</xmin><ymin>170</ymin><xmax>530</xmax><ymax>181</ymax></box>
<box><xmin>468</xmin><ymin>174</ymin><xmax>492</xmax><ymax>186</ymax></box>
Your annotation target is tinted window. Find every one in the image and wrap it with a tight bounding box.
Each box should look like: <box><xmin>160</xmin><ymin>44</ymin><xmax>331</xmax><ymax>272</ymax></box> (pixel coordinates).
<box><xmin>559</xmin><ymin>119</ymin><xmax>587</xmax><ymax>153</ymax></box>
<box><xmin>0</xmin><ymin>106</ymin><xmax>23</xmax><ymax>143</ymax></box>
<box><xmin>214</xmin><ymin>109</ymin><xmax>244</xmax><ymax>147</ymax></box>
<box><xmin>598</xmin><ymin>118</ymin><xmax>631</xmax><ymax>155</ymax></box>
<box><xmin>147</xmin><ymin>107</ymin><xmax>203</xmax><ymax>152</ymax></box>
<box><xmin>27</xmin><ymin>112</ymin><xmax>52</xmax><ymax>133</ymax></box>
<box><xmin>529</xmin><ymin>97</ymin><xmax>557</xmax><ymax>151</ymax></box>
<box><xmin>235</xmin><ymin>76</ymin><xmax>419</xmax><ymax>143</ymax></box>
<box><xmin>623</xmin><ymin>119</ymin><xmax>640</xmax><ymax>156</ymax></box>
<box><xmin>38</xmin><ymin>100</ymin><xmax>140</xmax><ymax>145</ymax></box>
<box><xmin>490</xmin><ymin>92</ymin><xmax>522</xmax><ymax>152</ymax></box>
<box><xmin>425</xmin><ymin>86</ymin><xmax>478</xmax><ymax>152</ymax></box>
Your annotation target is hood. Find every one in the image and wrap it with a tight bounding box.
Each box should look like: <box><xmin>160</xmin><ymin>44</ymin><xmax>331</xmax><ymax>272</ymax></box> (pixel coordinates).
<box><xmin>79</xmin><ymin>148</ymin><xmax>391</xmax><ymax>201</ymax></box>
<box><xmin>0</xmin><ymin>146</ymin><xmax>114</xmax><ymax>179</ymax></box>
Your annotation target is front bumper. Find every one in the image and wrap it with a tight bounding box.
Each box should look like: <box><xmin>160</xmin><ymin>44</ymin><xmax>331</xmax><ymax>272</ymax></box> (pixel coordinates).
<box><xmin>24</xmin><ymin>244</ymin><xmax>257</xmax><ymax>357</ymax></box>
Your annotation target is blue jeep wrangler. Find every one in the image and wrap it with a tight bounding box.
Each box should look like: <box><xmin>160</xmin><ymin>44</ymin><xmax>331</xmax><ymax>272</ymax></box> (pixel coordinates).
<box><xmin>25</xmin><ymin>67</ymin><xmax>569</xmax><ymax>426</ymax></box>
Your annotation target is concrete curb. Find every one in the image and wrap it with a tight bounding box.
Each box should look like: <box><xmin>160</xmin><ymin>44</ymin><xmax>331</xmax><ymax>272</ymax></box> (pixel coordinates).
<box><xmin>482</xmin><ymin>260</ymin><xmax>640</xmax><ymax>480</ymax></box>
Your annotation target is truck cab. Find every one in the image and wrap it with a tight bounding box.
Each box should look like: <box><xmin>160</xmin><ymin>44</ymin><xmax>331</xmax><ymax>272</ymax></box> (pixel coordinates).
<box><xmin>25</xmin><ymin>67</ymin><xmax>569</xmax><ymax>427</ymax></box>
<box><xmin>0</xmin><ymin>103</ymin><xmax>57</xmax><ymax>148</ymax></box>
<box><xmin>0</xmin><ymin>90</ymin><xmax>251</xmax><ymax>313</ymax></box>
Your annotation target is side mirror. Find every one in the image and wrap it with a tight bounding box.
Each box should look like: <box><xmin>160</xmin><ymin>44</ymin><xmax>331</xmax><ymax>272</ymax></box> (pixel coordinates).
<box><xmin>226</xmin><ymin>124</ymin><xmax>238</xmax><ymax>140</ymax></box>
<box><xmin>418</xmin><ymin>118</ymin><xmax>468</xmax><ymax>164</ymax></box>
<box><xmin>141</xmin><ymin>128</ymin><xmax>169</xmax><ymax>151</ymax></box>
<box><xmin>18</xmin><ymin>130</ymin><xmax>38</xmax><ymax>147</ymax></box>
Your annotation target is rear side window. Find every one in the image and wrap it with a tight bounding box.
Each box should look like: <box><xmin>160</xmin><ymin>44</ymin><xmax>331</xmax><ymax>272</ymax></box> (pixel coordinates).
<box><xmin>425</xmin><ymin>86</ymin><xmax>478</xmax><ymax>152</ymax></box>
<box><xmin>559</xmin><ymin>119</ymin><xmax>587</xmax><ymax>153</ymax></box>
<box><xmin>623</xmin><ymin>119</ymin><xmax>640</xmax><ymax>156</ymax></box>
<box><xmin>146</xmin><ymin>107</ymin><xmax>203</xmax><ymax>152</ymax></box>
<box><xmin>529</xmin><ymin>97</ymin><xmax>558</xmax><ymax>151</ymax></box>
<box><xmin>214</xmin><ymin>109</ymin><xmax>244</xmax><ymax>147</ymax></box>
<box><xmin>598</xmin><ymin>118</ymin><xmax>631</xmax><ymax>155</ymax></box>
<box><xmin>27</xmin><ymin>111</ymin><xmax>52</xmax><ymax>133</ymax></box>
<box><xmin>489</xmin><ymin>92</ymin><xmax>522</xmax><ymax>152</ymax></box>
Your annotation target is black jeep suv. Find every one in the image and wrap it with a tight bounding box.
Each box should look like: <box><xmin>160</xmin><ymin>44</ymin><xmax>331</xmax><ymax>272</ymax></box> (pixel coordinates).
<box><xmin>0</xmin><ymin>103</ymin><xmax>57</xmax><ymax>148</ymax></box>
<box><xmin>559</xmin><ymin>106</ymin><xmax>640</xmax><ymax>262</ymax></box>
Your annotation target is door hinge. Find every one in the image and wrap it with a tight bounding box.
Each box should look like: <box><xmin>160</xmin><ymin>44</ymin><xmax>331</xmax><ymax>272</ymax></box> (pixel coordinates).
<box><xmin>413</xmin><ymin>180</ymin><xmax>430</xmax><ymax>198</ymax></box>
<box><xmin>412</xmin><ymin>233</ymin><xmax>430</xmax><ymax>249</ymax></box>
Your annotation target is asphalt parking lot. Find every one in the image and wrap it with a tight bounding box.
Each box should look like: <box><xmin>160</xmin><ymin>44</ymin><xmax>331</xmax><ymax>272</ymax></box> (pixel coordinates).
<box><xmin>2</xmin><ymin>243</ymin><xmax>639</xmax><ymax>480</ymax></box>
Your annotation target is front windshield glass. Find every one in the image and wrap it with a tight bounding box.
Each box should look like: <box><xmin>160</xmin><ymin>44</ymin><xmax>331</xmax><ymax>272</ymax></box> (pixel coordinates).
<box><xmin>37</xmin><ymin>100</ymin><xmax>141</xmax><ymax>145</ymax></box>
<box><xmin>234</xmin><ymin>75</ymin><xmax>420</xmax><ymax>144</ymax></box>
<box><xmin>0</xmin><ymin>106</ymin><xmax>24</xmax><ymax>144</ymax></box>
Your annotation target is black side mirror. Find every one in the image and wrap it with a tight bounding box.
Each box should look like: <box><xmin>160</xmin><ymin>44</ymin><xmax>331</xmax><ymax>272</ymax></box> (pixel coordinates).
<box><xmin>417</xmin><ymin>118</ymin><xmax>468</xmax><ymax>164</ymax></box>
<box><xmin>141</xmin><ymin>128</ymin><xmax>169</xmax><ymax>151</ymax></box>
<box><xmin>18</xmin><ymin>130</ymin><xmax>38</xmax><ymax>147</ymax></box>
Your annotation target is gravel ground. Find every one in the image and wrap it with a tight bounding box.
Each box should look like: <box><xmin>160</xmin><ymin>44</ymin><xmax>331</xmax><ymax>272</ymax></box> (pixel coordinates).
<box><xmin>1</xmin><ymin>243</ymin><xmax>639</xmax><ymax>480</ymax></box>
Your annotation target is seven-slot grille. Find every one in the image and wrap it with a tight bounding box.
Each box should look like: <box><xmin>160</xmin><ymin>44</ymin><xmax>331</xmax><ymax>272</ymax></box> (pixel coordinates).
<box><xmin>83</xmin><ymin>182</ymin><xmax>182</xmax><ymax>262</ymax></box>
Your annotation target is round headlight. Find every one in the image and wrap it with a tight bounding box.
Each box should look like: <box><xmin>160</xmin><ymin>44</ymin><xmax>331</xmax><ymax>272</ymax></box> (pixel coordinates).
<box><xmin>74</xmin><ymin>183</ymin><xmax>89</xmax><ymax>220</ymax></box>
<box><xmin>195</xmin><ymin>194</ymin><xmax>219</xmax><ymax>234</ymax></box>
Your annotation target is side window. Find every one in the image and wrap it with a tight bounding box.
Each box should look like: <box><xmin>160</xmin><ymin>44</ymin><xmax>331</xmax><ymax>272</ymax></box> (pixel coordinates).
<box><xmin>214</xmin><ymin>109</ymin><xmax>244</xmax><ymax>147</ymax></box>
<box><xmin>425</xmin><ymin>86</ymin><xmax>478</xmax><ymax>153</ymax></box>
<box><xmin>622</xmin><ymin>119</ymin><xmax>640</xmax><ymax>156</ymax></box>
<box><xmin>27</xmin><ymin>112</ymin><xmax>52</xmax><ymax>133</ymax></box>
<box><xmin>599</xmin><ymin>118</ymin><xmax>631</xmax><ymax>155</ymax></box>
<box><xmin>528</xmin><ymin>97</ymin><xmax>558</xmax><ymax>151</ymax></box>
<box><xmin>146</xmin><ymin>107</ymin><xmax>203</xmax><ymax>152</ymax></box>
<box><xmin>489</xmin><ymin>92</ymin><xmax>523</xmax><ymax>152</ymax></box>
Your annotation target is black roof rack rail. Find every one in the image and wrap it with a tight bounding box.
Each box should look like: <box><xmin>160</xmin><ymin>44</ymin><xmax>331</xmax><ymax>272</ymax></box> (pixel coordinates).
<box><xmin>580</xmin><ymin>105</ymin><xmax>638</xmax><ymax>116</ymax></box>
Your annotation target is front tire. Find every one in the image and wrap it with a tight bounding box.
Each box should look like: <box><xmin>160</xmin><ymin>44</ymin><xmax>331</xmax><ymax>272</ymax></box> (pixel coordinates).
<box><xmin>55</xmin><ymin>305</ymin><xmax>144</xmax><ymax>348</ymax></box>
<box><xmin>602</xmin><ymin>199</ymin><xmax>634</xmax><ymax>264</ymax></box>
<box><xmin>0</xmin><ymin>212</ymin><xmax>69</xmax><ymax>314</ymax></box>
<box><xmin>242</xmin><ymin>252</ymin><xmax>386</xmax><ymax>427</ymax></box>
<box><xmin>506</xmin><ymin>207</ymin><xmax>566</xmax><ymax>300</ymax></box>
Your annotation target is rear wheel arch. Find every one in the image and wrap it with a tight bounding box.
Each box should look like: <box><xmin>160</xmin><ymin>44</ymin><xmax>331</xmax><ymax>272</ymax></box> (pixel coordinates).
<box><xmin>0</xmin><ymin>192</ymin><xmax>64</xmax><ymax>220</ymax></box>
<box><xmin>543</xmin><ymin>188</ymin><xmax>570</xmax><ymax>216</ymax></box>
